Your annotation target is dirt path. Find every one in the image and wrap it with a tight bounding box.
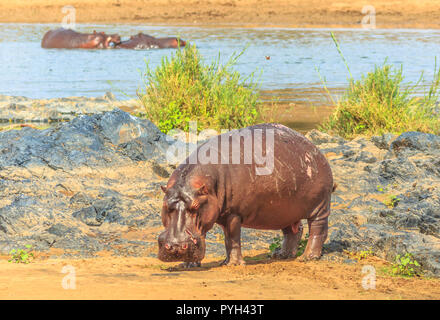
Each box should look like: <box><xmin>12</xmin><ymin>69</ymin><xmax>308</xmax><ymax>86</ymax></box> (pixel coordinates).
<box><xmin>1</xmin><ymin>0</ymin><xmax>440</xmax><ymax>29</ymax></box>
<box><xmin>1</xmin><ymin>250</ymin><xmax>439</xmax><ymax>299</ymax></box>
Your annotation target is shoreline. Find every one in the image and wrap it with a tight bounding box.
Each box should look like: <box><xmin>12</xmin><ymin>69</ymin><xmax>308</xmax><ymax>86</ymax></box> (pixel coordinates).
<box><xmin>1</xmin><ymin>0</ymin><xmax>440</xmax><ymax>29</ymax></box>
<box><xmin>0</xmin><ymin>93</ymin><xmax>334</xmax><ymax>133</ymax></box>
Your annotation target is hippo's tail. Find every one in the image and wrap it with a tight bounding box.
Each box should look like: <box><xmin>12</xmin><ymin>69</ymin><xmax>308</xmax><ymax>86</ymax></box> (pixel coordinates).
<box><xmin>332</xmin><ymin>183</ymin><xmax>338</xmax><ymax>193</ymax></box>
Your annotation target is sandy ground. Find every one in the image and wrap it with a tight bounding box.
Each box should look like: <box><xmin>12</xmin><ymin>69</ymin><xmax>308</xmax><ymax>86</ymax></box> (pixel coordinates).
<box><xmin>1</xmin><ymin>250</ymin><xmax>439</xmax><ymax>300</ymax></box>
<box><xmin>1</xmin><ymin>0</ymin><xmax>440</xmax><ymax>29</ymax></box>
<box><xmin>1</xmin><ymin>0</ymin><xmax>439</xmax><ymax>301</ymax></box>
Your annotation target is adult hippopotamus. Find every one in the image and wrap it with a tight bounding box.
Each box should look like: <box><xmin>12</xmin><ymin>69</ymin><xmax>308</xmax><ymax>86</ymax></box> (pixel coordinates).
<box><xmin>41</xmin><ymin>28</ymin><xmax>121</xmax><ymax>49</ymax></box>
<box><xmin>158</xmin><ymin>123</ymin><xmax>335</xmax><ymax>267</ymax></box>
<box><xmin>116</xmin><ymin>33</ymin><xmax>186</xmax><ymax>49</ymax></box>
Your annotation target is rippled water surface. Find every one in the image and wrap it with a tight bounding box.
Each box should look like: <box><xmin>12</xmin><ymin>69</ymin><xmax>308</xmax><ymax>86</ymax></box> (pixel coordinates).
<box><xmin>0</xmin><ymin>24</ymin><xmax>439</xmax><ymax>102</ymax></box>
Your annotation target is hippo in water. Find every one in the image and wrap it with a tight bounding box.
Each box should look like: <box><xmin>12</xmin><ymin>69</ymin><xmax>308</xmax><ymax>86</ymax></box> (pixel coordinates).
<box><xmin>41</xmin><ymin>28</ymin><xmax>121</xmax><ymax>49</ymax></box>
<box><xmin>158</xmin><ymin>123</ymin><xmax>335</xmax><ymax>267</ymax></box>
<box><xmin>116</xmin><ymin>33</ymin><xmax>186</xmax><ymax>49</ymax></box>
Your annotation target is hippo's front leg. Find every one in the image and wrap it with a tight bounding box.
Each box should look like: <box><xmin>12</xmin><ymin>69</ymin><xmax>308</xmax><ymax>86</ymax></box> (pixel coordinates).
<box><xmin>220</xmin><ymin>215</ymin><xmax>245</xmax><ymax>266</ymax></box>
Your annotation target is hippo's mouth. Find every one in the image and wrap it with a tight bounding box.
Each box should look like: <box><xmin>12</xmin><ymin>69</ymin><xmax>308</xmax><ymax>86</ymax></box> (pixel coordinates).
<box><xmin>158</xmin><ymin>230</ymin><xmax>206</xmax><ymax>263</ymax></box>
<box><xmin>158</xmin><ymin>244</ymin><xmax>205</xmax><ymax>262</ymax></box>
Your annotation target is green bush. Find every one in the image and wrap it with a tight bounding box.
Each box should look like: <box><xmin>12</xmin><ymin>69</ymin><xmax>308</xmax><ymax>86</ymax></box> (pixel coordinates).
<box><xmin>138</xmin><ymin>44</ymin><xmax>262</xmax><ymax>133</ymax></box>
<box><xmin>392</xmin><ymin>253</ymin><xmax>423</xmax><ymax>277</ymax></box>
<box><xmin>319</xmin><ymin>33</ymin><xmax>440</xmax><ymax>138</ymax></box>
<box><xmin>8</xmin><ymin>245</ymin><xmax>34</xmax><ymax>264</ymax></box>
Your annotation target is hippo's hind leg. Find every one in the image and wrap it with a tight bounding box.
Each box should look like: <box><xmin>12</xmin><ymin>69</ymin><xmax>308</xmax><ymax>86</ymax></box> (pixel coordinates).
<box><xmin>272</xmin><ymin>221</ymin><xmax>303</xmax><ymax>259</ymax></box>
<box><xmin>301</xmin><ymin>196</ymin><xmax>331</xmax><ymax>261</ymax></box>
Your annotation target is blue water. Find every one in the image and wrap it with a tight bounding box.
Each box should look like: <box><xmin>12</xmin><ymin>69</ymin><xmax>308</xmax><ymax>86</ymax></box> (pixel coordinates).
<box><xmin>0</xmin><ymin>23</ymin><xmax>439</xmax><ymax>101</ymax></box>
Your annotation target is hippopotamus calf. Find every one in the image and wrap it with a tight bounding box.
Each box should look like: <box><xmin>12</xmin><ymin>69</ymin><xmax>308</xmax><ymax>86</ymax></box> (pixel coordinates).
<box><xmin>158</xmin><ymin>124</ymin><xmax>335</xmax><ymax>267</ymax></box>
<box><xmin>41</xmin><ymin>28</ymin><xmax>121</xmax><ymax>49</ymax></box>
<box><xmin>116</xmin><ymin>33</ymin><xmax>186</xmax><ymax>49</ymax></box>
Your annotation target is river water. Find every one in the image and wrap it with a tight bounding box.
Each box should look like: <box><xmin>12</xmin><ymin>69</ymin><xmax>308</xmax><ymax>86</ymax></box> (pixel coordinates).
<box><xmin>0</xmin><ymin>23</ymin><xmax>439</xmax><ymax>104</ymax></box>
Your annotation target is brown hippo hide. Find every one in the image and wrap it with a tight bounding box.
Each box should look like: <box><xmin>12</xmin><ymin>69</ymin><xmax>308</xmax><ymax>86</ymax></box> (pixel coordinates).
<box><xmin>116</xmin><ymin>33</ymin><xmax>186</xmax><ymax>49</ymax></box>
<box><xmin>41</xmin><ymin>28</ymin><xmax>121</xmax><ymax>49</ymax></box>
<box><xmin>158</xmin><ymin>123</ymin><xmax>335</xmax><ymax>268</ymax></box>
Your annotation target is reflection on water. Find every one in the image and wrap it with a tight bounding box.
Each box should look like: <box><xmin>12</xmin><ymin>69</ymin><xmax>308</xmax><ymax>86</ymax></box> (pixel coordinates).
<box><xmin>1</xmin><ymin>23</ymin><xmax>440</xmax><ymax>104</ymax></box>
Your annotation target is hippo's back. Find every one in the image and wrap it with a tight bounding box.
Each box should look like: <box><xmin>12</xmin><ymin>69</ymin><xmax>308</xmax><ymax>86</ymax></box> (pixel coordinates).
<box><xmin>41</xmin><ymin>28</ymin><xmax>81</xmax><ymax>48</ymax></box>
<box><xmin>195</xmin><ymin>123</ymin><xmax>334</xmax><ymax>229</ymax></box>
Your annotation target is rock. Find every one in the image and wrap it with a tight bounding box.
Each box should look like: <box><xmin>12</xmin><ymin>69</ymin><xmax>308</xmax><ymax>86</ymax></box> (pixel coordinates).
<box><xmin>0</xmin><ymin>94</ymin><xmax>143</xmax><ymax>124</ymax></box>
<box><xmin>390</xmin><ymin>131</ymin><xmax>440</xmax><ymax>156</ymax></box>
<box><xmin>378</xmin><ymin>158</ymin><xmax>419</xmax><ymax>181</ymax></box>
<box><xmin>343</xmin><ymin>259</ymin><xmax>357</xmax><ymax>265</ymax></box>
<box><xmin>326</xmin><ymin>129</ymin><xmax>440</xmax><ymax>276</ymax></box>
<box><xmin>371</xmin><ymin>133</ymin><xmax>396</xmax><ymax>150</ymax></box>
<box><xmin>0</xmin><ymin>109</ymin><xmax>176</xmax><ymax>257</ymax></box>
<box><xmin>305</xmin><ymin>129</ymin><xmax>345</xmax><ymax>145</ymax></box>
<box><xmin>353</xmin><ymin>151</ymin><xmax>377</xmax><ymax>163</ymax></box>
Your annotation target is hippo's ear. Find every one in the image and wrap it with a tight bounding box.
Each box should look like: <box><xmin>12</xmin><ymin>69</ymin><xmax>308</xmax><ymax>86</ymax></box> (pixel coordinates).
<box><xmin>160</xmin><ymin>185</ymin><xmax>167</xmax><ymax>193</ymax></box>
<box><xmin>196</xmin><ymin>184</ymin><xmax>209</xmax><ymax>196</ymax></box>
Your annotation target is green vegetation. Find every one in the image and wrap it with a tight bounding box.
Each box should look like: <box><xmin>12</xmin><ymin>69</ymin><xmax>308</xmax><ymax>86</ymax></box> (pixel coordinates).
<box><xmin>375</xmin><ymin>184</ymin><xmax>401</xmax><ymax>208</ymax></box>
<box><xmin>391</xmin><ymin>253</ymin><xmax>423</xmax><ymax>277</ymax></box>
<box><xmin>138</xmin><ymin>43</ymin><xmax>263</xmax><ymax>133</ymax></box>
<box><xmin>269</xmin><ymin>233</ymin><xmax>308</xmax><ymax>257</ymax></box>
<box><xmin>8</xmin><ymin>245</ymin><xmax>34</xmax><ymax>264</ymax></box>
<box><xmin>344</xmin><ymin>249</ymin><xmax>374</xmax><ymax>261</ymax></box>
<box><xmin>319</xmin><ymin>32</ymin><xmax>440</xmax><ymax>139</ymax></box>
<box><xmin>296</xmin><ymin>233</ymin><xmax>309</xmax><ymax>257</ymax></box>
<box><xmin>384</xmin><ymin>194</ymin><xmax>400</xmax><ymax>208</ymax></box>
<box><xmin>269</xmin><ymin>236</ymin><xmax>282</xmax><ymax>253</ymax></box>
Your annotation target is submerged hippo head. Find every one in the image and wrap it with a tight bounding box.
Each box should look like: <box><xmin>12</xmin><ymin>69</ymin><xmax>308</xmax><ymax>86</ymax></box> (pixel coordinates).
<box><xmin>104</xmin><ymin>33</ymin><xmax>121</xmax><ymax>48</ymax></box>
<box><xmin>158</xmin><ymin>174</ymin><xmax>220</xmax><ymax>263</ymax></box>
<box><xmin>159</xmin><ymin>37</ymin><xmax>186</xmax><ymax>48</ymax></box>
<box><xmin>88</xmin><ymin>31</ymin><xmax>121</xmax><ymax>48</ymax></box>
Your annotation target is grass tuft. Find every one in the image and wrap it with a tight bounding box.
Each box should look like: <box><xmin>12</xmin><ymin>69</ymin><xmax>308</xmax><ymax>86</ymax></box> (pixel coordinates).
<box><xmin>137</xmin><ymin>43</ymin><xmax>263</xmax><ymax>133</ymax></box>
<box><xmin>319</xmin><ymin>33</ymin><xmax>440</xmax><ymax>139</ymax></box>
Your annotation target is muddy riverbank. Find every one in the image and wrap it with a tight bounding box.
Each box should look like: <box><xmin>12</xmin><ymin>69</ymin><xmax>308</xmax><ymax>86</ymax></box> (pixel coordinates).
<box><xmin>0</xmin><ymin>94</ymin><xmax>334</xmax><ymax>132</ymax></box>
